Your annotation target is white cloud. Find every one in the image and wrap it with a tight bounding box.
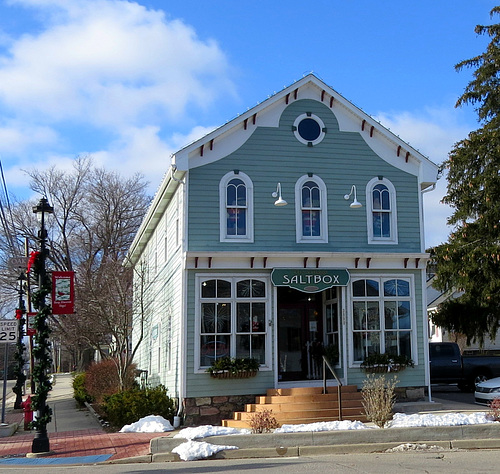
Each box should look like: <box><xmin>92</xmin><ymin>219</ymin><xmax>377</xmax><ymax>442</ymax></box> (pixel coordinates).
<box><xmin>92</xmin><ymin>125</ymin><xmax>173</xmax><ymax>187</ymax></box>
<box><xmin>0</xmin><ymin>120</ymin><xmax>58</xmax><ymax>154</ymax></box>
<box><xmin>374</xmin><ymin>106</ymin><xmax>471</xmax><ymax>249</ymax></box>
<box><xmin>0</xmin><ymin>0</ymin><xmax>236</xmax><ymax>198</ymax></box>
<box><xmin>170</xmin><ymin>125</ymin><xmax>218</xmax><ymax>151</ymax></box>
<box><xmin>0</xmin><ymin>0</ymin><xmax>235</xmax><ymax>128</ymax></box>
<box><xmin>375</xmin><ymin>106</ymin><xmax>471</xmax><ymax>164</ymax></box>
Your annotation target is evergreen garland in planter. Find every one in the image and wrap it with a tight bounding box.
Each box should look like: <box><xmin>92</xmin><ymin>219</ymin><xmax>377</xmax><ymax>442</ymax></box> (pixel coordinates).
<box><xmin>206</xmin><ymin>357</ymin><xmax>260</xmax><ymax>379</ymax></box>
<box><xmin>12</xmin><ymin>310</ymin><xmax>26</xmax><ymax>409</ymax></box>
<box><xmin>30</xmin><ymin>250</ymin><xmax>53</xmax><ymax>429</ymax></box>
<box><xmin>361</xmin><ymin>353</ymin><xmax>414</xmax><ymax>373</ymax></box>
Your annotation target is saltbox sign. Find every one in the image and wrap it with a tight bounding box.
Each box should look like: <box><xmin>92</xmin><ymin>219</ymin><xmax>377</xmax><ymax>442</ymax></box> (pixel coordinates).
<box><xmin>271</xmin><ymin>268</ymin><xmax>350</xmax><ymax>293</ymax></box>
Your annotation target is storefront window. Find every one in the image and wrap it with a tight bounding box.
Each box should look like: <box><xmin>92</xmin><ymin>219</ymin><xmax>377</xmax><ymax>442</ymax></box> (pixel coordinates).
<box><xmin>198</xmin><ymin>277</ymin><xmax>268</xmax><ymax>368</ymax></box>
<box><xmin>352</xmin><ymin>277</ymin><xmax>412</xmax><ymax>362</ymax></box>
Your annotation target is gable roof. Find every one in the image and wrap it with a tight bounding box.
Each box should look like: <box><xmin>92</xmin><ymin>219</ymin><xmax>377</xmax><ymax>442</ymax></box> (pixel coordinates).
<box><xmin>126</xmin><ymin>74</ymin><xmax>440</xmax><ymax>264</ymax></box>
<box><xmin>173</xmin><ymin>73</ymin><xmax>439</xmax><ymax>187</ymax></box>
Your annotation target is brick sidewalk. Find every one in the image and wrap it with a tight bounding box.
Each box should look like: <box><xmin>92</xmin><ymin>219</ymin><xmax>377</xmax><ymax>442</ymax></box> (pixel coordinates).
<box><xmin>0</xmin><ymin>429</ymin><xmax>168</xmax><ymax>461</ymax></box>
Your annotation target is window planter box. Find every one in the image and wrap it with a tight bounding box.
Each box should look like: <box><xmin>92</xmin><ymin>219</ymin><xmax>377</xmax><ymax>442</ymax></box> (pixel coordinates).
<box><xmin>361</xmin><ymin>364</ymin><xmax>408</xmax><ymax>374</ymax></box>
<box><xmin>209</xmin><ymin>370</ymin><xmax>258</xmax><ymax>379</ymax></box>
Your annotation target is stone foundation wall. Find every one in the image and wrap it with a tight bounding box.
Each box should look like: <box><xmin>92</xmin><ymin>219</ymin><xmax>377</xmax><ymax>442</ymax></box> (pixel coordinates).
<box><xmin>394</xmin><ymin>386</ymin><xmax>425</xmax><ymax>402</ymax></box>
<box><xmin>183</xmin><ymin>395</ymin><xmax>257</xmax><ymax>426</ymax></box>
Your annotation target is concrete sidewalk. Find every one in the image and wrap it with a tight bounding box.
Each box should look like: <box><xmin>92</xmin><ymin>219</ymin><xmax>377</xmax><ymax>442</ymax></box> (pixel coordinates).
<box><xmin>1</xmin><ymin>374</ymin><xmax>499</xmax><ymax>465</ymax></box>
<box><xmin>0</xmin><ymin>373</ymin><xmax>162</xmax><ymax>463</ymax></box>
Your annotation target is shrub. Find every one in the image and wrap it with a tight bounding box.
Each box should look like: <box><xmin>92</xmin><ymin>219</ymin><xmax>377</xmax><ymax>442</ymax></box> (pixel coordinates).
<box><xmin>84</xmin><ymin>359</ymin><xmax>136</xmax><ymax>404</ymax></box>
<box><xmin>361</xmin><ymin>374</ymin><xmax>398</xmax><ymax>428</ymax></box>
<box><xmin>248</xmin><ymin>409</ymin><xmax>279</xmax><ymax>433</ymax></box>
<box><xmin>489</xmin><ymin>398</ymin><xmax>500</xmax><ymax>421</ymax></box>
<box><xmin>361</xmin><ymin>353</ymin><xmax>414</xmax><ymax>372</ymax></box>
<box><xmin>103</xmin><ymin>385</ymin><xmax>177</xmax><ymax>428</ymax></box>
<box><xmin>72</xmin><ymin>372</ymin><xmax>93</xmax><ymax>407</ymax></box>
<box><xmin>206</xmin><ymin>357</ymin><xmax>260</xmax><ymax>375</ymax></box>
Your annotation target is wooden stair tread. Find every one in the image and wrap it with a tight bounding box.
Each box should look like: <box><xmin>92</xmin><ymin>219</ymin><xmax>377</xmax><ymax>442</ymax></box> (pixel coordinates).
<box><xmin>235</xmin><ymin>408</ymin><xmax>365</xmax><ymax>421</ymax></box>
<box><xmin>222</xmin><ymin>414</ymin><xmax>368</xmax><ymax>429</ymax></box>
<box><xmin>256</xmin><ymin>393</ymin><xmax>363</xmax><ymax>404</ymax></box>
<box><xmin>247</xmin><ymin>399</ymin><xmax>363</xmax><ymax>412</ymax></box>
<box><xmin>266</xmin><ymin>385</ymin><xmax>357</xmax><ymax>396</ymax></box>
<box><xmin>222</xmin><ymin>384</ymin><xmax>366</xmax><ymax>429</ymax></box>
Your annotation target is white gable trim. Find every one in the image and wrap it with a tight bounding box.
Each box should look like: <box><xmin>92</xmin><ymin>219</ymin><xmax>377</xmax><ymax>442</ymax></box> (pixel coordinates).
<box><xmin>172</xmin><ymin>75</ymin><xmax>438</xmax><ymax>188</ymax></box>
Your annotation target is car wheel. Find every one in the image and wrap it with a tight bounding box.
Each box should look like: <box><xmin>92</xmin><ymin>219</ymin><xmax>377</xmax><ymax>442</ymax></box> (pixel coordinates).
<box><xmin>474</xmin><ymin>373</ymin><xmax>489</xmax><ymax>386</ymax></box>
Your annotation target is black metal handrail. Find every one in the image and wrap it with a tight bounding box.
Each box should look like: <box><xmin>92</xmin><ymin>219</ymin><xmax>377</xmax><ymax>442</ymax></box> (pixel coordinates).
<box><xmin>322</xmin><ymin>355</ymin><xmax>343</xmax><ymax>421</ymax></box>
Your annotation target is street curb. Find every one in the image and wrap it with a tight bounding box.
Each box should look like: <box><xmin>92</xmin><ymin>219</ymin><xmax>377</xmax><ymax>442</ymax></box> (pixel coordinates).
<box><xmin>138</xmin><ymin>423</ymin><xmax>500</xmax><ymax>463</ymax></box>
<box><xmin>107</xmin><ymin>454</ymin><xmax>153</xmax><ymax>464</ymax></box>
<box><xmin>84</xmin><ymin>401</ymin><xmax>109</xmax><ymax>428</ymax></box>
<box><xmin>150</xmin><ymin>423</ymin><xmax>500</xmax><ymax>454</ymax></box>
<box><xmin>105</xmin><ymin>437</ymin><xmax>500</xmax><ymax>464</ymax></box>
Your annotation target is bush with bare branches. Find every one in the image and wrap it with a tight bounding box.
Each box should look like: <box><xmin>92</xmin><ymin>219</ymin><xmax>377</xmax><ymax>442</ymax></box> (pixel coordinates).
<box><xmin>249</xmin><ymin>409</ymin><xmax>279</xmax><ymax>433</ymax></box>
<box><xmin>361</xmin><ymin>373</ymin><xmax>398</xmax><ymax>428</ymax></box>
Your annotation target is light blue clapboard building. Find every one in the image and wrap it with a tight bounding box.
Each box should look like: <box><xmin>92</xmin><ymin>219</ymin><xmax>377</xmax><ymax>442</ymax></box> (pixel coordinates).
<box><xmin>127</xmin><ymin>74</ymin><xmax>439</xmax><ymax>426</ymax></box>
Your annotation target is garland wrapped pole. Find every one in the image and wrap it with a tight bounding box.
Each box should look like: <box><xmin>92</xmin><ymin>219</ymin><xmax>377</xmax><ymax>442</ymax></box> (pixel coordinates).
<box><xmin>12</xmin><ymin>272</ymin><xmax>27</xmax><ymax>409</ymax></box>
<box><xmin>30</xmin><ymin>197</ymin><xmax>54</xmax><ymax>455</ymax></box>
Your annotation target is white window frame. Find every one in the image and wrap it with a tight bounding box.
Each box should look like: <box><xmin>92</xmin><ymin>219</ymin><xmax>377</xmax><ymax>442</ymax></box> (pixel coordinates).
<box><xmin>295</xmin><ymin>174</ymin><xmax>328</xmax><ymax>243</ymax></box>
<box><xmin>366</xmin><ymin>177</ymin><xmax>398</xmax><ymax>244</ymax></box>
<box><xmin>293</xmin><ymin>113</ymin><xmax>326</xmax><ymax>146</ymax></box>
<box><xmin>219</xmin><ymin>171</ymin><xmax>254</xmax><ymax>242</ymax></box>
<box><xmin>349</xmin><ymin>275</ymin><xmax>416</xmax><ymax>366</ymax></box>
<box><xmin>195</xmin><ymin>273</ymin><xmax>271</xmax><ymax>373</ymax></box>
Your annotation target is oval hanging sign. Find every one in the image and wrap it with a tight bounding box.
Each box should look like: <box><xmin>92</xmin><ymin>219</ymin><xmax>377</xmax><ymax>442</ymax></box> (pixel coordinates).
<box><xmin>271</xmin><ymin>268</ymin><xmax>350</xmax><ymax>293</ymax></box>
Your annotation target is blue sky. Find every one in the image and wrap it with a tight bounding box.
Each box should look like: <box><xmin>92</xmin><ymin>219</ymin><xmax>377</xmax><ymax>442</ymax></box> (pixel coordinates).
<box><xmin>0</xmin><ymin>0</ymin><xmax>497</xmax><ymax>248</ymax></box>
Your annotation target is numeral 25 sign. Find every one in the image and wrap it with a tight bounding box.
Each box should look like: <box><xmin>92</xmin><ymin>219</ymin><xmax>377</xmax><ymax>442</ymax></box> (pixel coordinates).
<box><xmin>0</xmin><ymin>319</ymin><xmax>18</xmax><ymax>343</ymax></box>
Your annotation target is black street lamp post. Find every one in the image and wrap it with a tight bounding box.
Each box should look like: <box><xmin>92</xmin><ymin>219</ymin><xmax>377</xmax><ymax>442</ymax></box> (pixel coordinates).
<box><xmin>31</xmin><ymin>197</ymin><xmax>54</xmax><ymax>455</ymax></box>
<box><xmin>13</xmin><ymin>272</ymin><xmax>27</xmax><ymax>409</ymax></box>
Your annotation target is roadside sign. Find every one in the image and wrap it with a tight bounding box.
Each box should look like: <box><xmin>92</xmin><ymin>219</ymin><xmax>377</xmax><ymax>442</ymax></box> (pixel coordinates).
<box><xmin>0</xmin><ymin>319</ymin><xmax>18</xmax><ymax>343</ymax></box>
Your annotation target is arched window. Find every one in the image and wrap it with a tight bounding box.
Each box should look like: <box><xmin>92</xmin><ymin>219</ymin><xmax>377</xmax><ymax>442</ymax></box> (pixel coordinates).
<box><xmin>366</xmin><ymin>178</ymin><xmax>397</xmax><ymax>244</ymax></box>
<box><xmin>295</xmin><ymin>175</ymin><xmax>328</xmax><ymax>243</ymax></box>
<box><xmin>220</xmin><ymin>172</ymin><xmax>253</xmax><ymax>242</ymax></box>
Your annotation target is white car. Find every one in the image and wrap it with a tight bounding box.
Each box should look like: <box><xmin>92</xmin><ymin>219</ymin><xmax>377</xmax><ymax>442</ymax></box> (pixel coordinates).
<box><xmin>474</xmin><ymin>377</ymin><xmax>500</xmax><ymax>405</ymax></box>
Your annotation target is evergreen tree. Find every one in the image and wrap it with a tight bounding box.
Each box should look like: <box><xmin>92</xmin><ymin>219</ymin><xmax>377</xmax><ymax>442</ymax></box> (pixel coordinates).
<box><xmin>431</xmin><ymin>7</ymin><xmax>500</xmax><ymax>344</ymax></box>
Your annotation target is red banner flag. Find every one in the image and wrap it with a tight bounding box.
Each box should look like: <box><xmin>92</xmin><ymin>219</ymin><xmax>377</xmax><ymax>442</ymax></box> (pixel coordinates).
<box><xmin>52</xmin><ymin>271</ymin><xmax>75</xmax><ymax>314</ymax></box>
<box><xmin>27</xmin><ymin>312</ymin><xmax>36</xmax><ymax>336</ymax></box>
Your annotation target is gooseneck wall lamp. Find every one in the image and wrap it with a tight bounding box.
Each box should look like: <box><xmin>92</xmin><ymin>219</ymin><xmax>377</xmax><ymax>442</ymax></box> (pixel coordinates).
<box><xmin>31</xmin><ymin>196</ymin><xmax>54</xmax><ymax>455</ymax></box>
<box><xmin>272</xmin><ymin>183</ymin><xmax>288</xmax><ymax>206</ymax></box>
<box><xmin>344</xmin><ymin>185</ymin><xmax>362</xmax><ymax>208</ymax></box>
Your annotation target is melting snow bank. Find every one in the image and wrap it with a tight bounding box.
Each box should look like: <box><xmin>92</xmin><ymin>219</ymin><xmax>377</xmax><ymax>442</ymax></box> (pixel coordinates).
<box><xmin>174</xmin><ymin>425</ymin><xmax>251</xmax><ymax>440</ymax></box>
<box><xmin>119</xmin><ymin>415</ymin><xmax>174</xmax><ymax>433</ymax></box>
<box><xmin>276</xmin><ymin>412</ymin><xmax>496</xmax><ymax>432</ymax></box>
<box><xmin>276</xmin><ymin>419</ymin><xmax>369</xmax><ymax>433</ymax></box>
<box><xmin>386</xmin><ymin>443</ymin><xmax>447</xmax><ymax>453</ymax></box>
<box><xmin>172</xmin><ymin>440</ymin><xmax>238</xmax><ymax>461</ymax></box>
<box><xmin>387</xmin><ymin>412</ymin><xmax>494</xmax><ymax>428</ymax></box>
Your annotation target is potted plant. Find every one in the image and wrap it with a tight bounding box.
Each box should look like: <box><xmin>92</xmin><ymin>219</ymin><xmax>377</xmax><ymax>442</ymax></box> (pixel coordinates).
<box><xmin>324</xmin><ymin>344</ymin><xmax>339</xmax><ymax>366</ymax></box>
<box><xmin>361</xmin><ymin>353</ymin><xmax>414</xmax><ymax>373</ymax></box>
<box><xmin>206</xmin><ymin>357</ymin><xmax>260</xmax><ymax>379</ymax></box>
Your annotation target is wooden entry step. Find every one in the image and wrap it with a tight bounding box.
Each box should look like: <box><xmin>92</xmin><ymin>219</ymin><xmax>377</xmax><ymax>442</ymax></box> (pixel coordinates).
<box><xmin>222</xmin><ymin>385</ymin><xmax>367</xmax><ymax>429</ymax></box>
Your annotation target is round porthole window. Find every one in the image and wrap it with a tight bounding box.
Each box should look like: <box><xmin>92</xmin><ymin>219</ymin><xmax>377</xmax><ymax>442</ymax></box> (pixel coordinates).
<box><xmin>293</xmin><ymin>113</ymin><xmax>326</xmax><ymax>146</ymax></box>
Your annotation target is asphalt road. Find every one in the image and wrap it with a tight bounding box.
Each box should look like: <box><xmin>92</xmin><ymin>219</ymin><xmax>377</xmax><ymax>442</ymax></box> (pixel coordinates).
<box><xmin>0</xmin><ymin>450</ymin><xmax>499</xmax><ymax>473</ymax></box>
<box><xmin>431</xmin><ymin>383</ymin><xmax>476</xmax><ymax>405</ymax></box>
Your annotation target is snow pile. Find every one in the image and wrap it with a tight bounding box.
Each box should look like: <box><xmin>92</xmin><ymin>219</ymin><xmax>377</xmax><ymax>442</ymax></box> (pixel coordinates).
<box><xmin>388</xmin><ymin>412</ymin><xmax>493</xmax><ymax>428</ymax></box>
<box><xmin>386</xmin><ymin>443</ymin><xmax>446</xmax><ymax>452</ymax></box>
<box><xmin>172</xmin><ymin>440</ymin><xmax>238</xmax><ymax>461</ymax></box>
<box><xmin>118</xmin><ymin>411</ymin><xmax>498</xmax><ymax>461</ymax></box>
<box><xmin>275</xmin><ymin>419</ymin><xmax>369</xmax><ymax>433</ymax></box>
<box><xmin>119</xmin><ymin>415</ymin><xmax>174</xmax><ymax>433</ymax></box>
<box><xmin>174</xmin><ymin>425</ymin><xmax>251</xmax><ymax>439</ymax></box>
